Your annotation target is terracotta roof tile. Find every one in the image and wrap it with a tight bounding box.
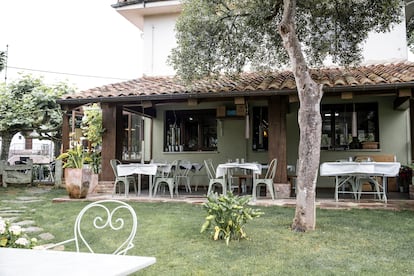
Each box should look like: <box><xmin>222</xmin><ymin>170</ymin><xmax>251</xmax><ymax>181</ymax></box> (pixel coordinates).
<box><xmin>61</xmin><ymin>62</ymin><xmax>414</xmax><ymax>102</ymax></box>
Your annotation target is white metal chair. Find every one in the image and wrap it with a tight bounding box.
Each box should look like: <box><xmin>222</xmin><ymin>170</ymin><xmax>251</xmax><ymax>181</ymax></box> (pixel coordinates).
<box><xmin>252</xmin><ymin>158</ymin><xmax>277</xmax><ymax>200</ymax></box>
<box><xmin>204</xmin><ymin>159</ymin><xmax>227</xmax><ymax>196</ymax></box>
<box><xmin>153</xmin><ymin>160</ymin><xmax>178</xmax><ymax>198</ymax></box>
<box><xmin>175</xmin><ymin>160</ymin><xmax>192</xmax><ymax>193</ymax></box>
<box><xmin>44</xmin><ymin>200</ymin><xmax>138</xmax><ymax>255</ymax></box>
<box><xmin>110</xmin><ymin>159</ymin><xmax>137</xmax><ymax>197</ymax></box>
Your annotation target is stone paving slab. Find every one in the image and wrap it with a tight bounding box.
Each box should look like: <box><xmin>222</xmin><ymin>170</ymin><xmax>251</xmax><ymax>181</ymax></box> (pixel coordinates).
<box><xmin>24</xmin><ymin>226</ymin><xmax>44</xmax><ymax>233</ymax></box>
<box><xmin>38</xmin><ymin>233</ymin><xmax>55</xmax><ymax>240</ymax></box>
<box><xmin>15</xmin><ymin>220</ymin><xmax>35</xmax><ymax>226</ymax></box>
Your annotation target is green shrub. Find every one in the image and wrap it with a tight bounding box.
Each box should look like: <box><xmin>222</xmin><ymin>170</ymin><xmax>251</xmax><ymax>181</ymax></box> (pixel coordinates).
<box><xmin>200</xmin><ymin>192</ymin><xmax>264</xmax><ymax>245</ymax></box>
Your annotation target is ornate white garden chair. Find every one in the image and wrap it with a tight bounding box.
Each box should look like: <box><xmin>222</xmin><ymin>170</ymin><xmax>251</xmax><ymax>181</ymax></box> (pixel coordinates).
<box><xmin>45</xmin><ymin>200</ymin><xmax>138</xmax><ymax>255</ymax></box>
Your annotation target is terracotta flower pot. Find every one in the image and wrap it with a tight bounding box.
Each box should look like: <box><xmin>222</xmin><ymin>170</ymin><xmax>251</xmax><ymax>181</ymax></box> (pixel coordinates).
<box><xmin>64</xmin><ymin>168</ymin><xmax>92</xmax><ymax>199</ymax></box>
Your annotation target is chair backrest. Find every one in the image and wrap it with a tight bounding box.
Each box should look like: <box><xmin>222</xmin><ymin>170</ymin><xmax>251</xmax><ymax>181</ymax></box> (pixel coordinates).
<box><xmin>163</xmin><ymin>160</ymin><xmax>178</xmax><ymax>178</ymax></box>
<box><xmin>178</xmin><ymin>160</ymin><xmax>192</xmax><ymax>176</ymax></box>
<box><xmin>110</xmin><ymin>159</ymin><xmax>121</xmax><ymax>178</ymax></box>
<box><xmin>204</xmin><ymin>159</ymin><xmax>216</xmax><ymax>180</ymax></box>
<box><xmin>264</xmin><ymin>158</ymin><xmax>277</xmax><ymax>180</ymax></box>
<box><xmin>73</xmin><ymin>200</ymin><xmax>138</xmax><ymax>255</ymax></box>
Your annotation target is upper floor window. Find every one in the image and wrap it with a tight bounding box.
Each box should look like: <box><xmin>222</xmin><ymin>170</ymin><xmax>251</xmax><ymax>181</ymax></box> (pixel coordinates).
<box><xmin>321</xmin><ymin>103</ymin><xmax>379</xmax><ymax>150</ymax></box>
<box><xmin>164</xmin><ymin>109</ymin><xmax>217</xmax><ymax>152</ymax></box>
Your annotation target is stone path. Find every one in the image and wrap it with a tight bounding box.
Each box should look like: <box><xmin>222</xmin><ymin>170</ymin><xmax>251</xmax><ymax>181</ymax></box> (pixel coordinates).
<box><xmin>0</xmin><ymin>190</ymin><xmax>55</xmax><ymax>247</ymax></box>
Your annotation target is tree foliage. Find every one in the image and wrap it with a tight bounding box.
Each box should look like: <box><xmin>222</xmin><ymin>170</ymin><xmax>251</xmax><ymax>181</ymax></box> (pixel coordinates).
<box><xmin>169</xmin><ymin>0</ymin><xmax>403</xmax><ymax>231</ymax></box>
<box><xmin>0</xmin><ymin>51</ymin><xmax>5</xmax><ymax>73</ymax></box>
<box><xmin>0</xmin><ymin>75</ymin><xmax>75</xmax><ymax>159</ymax></box>
<box><xmin>81</xmin><ymin>103</ymin><xmax>104</xmax><ymax>148</ymax></box>
<box><xmin>406</xmin><ymin>0</ymin><xmax>414</xmax><ymax>51</ymax></box>
<box><xmin>169</xmin><ymin>0</ymin><xmax>402</xmax><ymax>82</ymax></box>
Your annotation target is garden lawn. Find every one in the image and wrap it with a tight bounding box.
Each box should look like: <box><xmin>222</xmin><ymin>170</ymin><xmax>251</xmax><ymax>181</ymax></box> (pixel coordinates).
<box><xmin>1</xmin><ymin>187</ymin><xmax>414</xmax><ymax>275</ymax></box>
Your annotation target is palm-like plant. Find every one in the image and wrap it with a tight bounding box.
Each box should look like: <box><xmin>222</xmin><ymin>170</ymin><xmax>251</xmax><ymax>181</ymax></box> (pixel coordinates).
<box><xmin>57</xmin><ymin>144</ymin><xmax>90</xmax><ymax>169</ymax></box>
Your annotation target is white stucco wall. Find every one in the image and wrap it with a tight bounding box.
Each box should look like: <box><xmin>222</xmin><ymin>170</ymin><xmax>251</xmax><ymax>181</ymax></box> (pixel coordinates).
<box><xmin>139</xmin><ymin>9</ymin><xmax>409</xmax><ymax>76</ymax></box>
<box><xmin>142</xmin><ymin>13</ymin><xmax>178</xmax><ymax>76</ymax></box>
<box><xmin>361</xmin><ymin>20</ymin><xmax>408</xmax><ymax>64</ymax></box>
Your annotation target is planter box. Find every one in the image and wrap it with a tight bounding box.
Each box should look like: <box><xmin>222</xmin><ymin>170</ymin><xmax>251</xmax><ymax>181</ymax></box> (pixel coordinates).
<box><xmin>274</xmin><ymin>183</ymin><xmax>291</xmax><ymax>199</ymax></box>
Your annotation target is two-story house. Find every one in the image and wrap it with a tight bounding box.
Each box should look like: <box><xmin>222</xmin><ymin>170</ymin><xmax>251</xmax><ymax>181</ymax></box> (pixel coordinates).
<box><xmin>58</xmin><ymin>0</ymin><xmax>414</xmax><ymax>196</ymax></box>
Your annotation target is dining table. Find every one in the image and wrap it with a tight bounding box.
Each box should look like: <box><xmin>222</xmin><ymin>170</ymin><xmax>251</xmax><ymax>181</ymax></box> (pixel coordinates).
<box><xmin>319</xmin><ymin>161</ymin><xmax>401</xmax><ymax>203</ymax></box>
<box><xmin>117</xmin><ymin>163</ymin><xmax>171</xmax><ymax>197</ymax></box>
<box><xmin>0</xmin><ymin>247</ymin><xmax>156</xmax><ymax>276</ymax></box>
<box><xmin>216</xmin><ymin>162</ymin><xmax>262</xmax><ymax>193</ymax></box>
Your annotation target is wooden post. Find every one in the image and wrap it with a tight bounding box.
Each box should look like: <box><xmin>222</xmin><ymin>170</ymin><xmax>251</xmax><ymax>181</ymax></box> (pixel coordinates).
<box><xmin>101</xmin><ymin>103</ymin><xmax>122</xmax><ymax>181</ymax></box>
<box><xmin>268</xmin><ymin>95</ymin><xmax>289</xmax><ymax>194</ymax></box>
<box><xmin>410</xmin><ymin>99</ymin><xmax>414</xmax><ymax>161</ymax></box>
<box><xmin>61</xmin><ymin>107</ymin><xmax>70</xmax><ymax>154</ymax></box>
<box><xmin>268</xmin><ymin>95</ymin><xmax>288</xmax><ymax>183</ymax></box>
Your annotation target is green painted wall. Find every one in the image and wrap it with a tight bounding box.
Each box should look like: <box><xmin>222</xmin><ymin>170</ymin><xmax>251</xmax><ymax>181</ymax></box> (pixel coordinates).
<box><xmin>151</xmin><ymin>96</ymin><xmax>410</xmax><ymax>189</ymax></box>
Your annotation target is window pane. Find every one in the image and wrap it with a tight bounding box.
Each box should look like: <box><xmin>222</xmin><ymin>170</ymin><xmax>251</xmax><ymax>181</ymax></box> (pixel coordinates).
<box><xmin>165</xmin><ymin>109</ymin><xmax>217</xmax><ymax>152</ymax></box>
<box><xmin>252</xmin><ymin>107</ymin><xmax>268</xmax><ymax>151</ymax></box>
<box><xmin>122</xmin><ymin>112</ymin><xmax>143</xmax><ymax>160</ymax></box>
<box><xmin>321</xmin><ymin>103</ymin><xmax>378</xmax><ymax>150</ymax></box>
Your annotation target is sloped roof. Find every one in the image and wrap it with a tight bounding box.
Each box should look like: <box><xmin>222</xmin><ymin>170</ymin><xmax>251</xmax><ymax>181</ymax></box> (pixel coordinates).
<box><xmin>60</xmin><ymin>62</ymin><xmax>414</xmax><ymax>104</ymax></box>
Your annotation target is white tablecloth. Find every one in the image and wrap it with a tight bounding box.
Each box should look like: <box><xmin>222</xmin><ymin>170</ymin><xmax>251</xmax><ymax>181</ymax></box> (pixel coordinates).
<box><xmin>320</xmin><ymin>161</ymin><xmax>401</xmax><ymax>203</ymax></box>
<box><xmin>320</xmin><ymin>162</ymin><xmax>401</xmax><ymax>177</ymax></box>
<box><xmin>216</xmin><ymin>162</ymin><xmax>262</xmax><ymax>178</ymax></box>
<box><xmin>117</xmin><ymin>163</ymin><xmax>171</xmax><ymax>197</ymax></box>
<box><xmin>117</xmin><ymin>164</ymin><xmax>158</xmax><ymax>177</ymax></box>
<box><xmin>0</xmin><ymin>248</ymin><xmax>155</xmax><ymax>276</ymax></box>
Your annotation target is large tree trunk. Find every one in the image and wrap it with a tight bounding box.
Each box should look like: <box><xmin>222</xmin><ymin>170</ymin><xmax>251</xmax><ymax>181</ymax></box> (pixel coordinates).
<box><xmin>0</xmin><ymin>132</ymin><xmax>15</xmax><ymax>161</ymax></box>
<box><xmin>279</xmin><ymin>0</ymin><xmax>323</xmax><ymax>231</ymax></box>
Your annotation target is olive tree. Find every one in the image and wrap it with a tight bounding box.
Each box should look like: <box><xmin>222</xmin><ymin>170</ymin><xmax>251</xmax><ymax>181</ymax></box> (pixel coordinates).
<box><xmin>169</xmin><ymin>0</ymin><xmax>403</xmax><ymax>231</ymax></box>
<box><xmin>0</xmin><ymin>75</ymin><xmax>74</xmax><ymax>160</ymax></box>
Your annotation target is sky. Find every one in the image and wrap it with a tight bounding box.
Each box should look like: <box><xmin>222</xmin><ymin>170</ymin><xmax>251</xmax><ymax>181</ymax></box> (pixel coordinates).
<box><xmin>0</xmin><ymin>0</ymin><xmax>143</xmax><ymax>91</ymax></box>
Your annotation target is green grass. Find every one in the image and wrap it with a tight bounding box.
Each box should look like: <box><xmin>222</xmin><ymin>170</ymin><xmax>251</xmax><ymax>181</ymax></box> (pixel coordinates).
<box><xmin>1</xmin><ymin>187</ymin><xmax>414</xmax><ymax>275</ymax></box>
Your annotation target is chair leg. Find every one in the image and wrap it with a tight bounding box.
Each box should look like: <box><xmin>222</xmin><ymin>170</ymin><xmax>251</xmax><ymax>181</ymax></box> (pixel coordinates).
<box><xmin>207</xmin><ymin>180</ymin><xmax>214</xmax><ymax>196</ymax></box>
<box><xmin>222</xmin><ymin>184</ymin><xmax>226</xmax><ymax>196</ymax></box>
<box><xmin>169</xmin><ymin>181</ymin><xmax>174</xmax><ymax>198</ymax></box>
<box><xmin>153</xmin><ymin>181</ymin><xmax>160</xmax><ymax>197</ymax></box>
<box><xmin>252</xmin><ymin>184</ymin><xmax>257</xmax><ymax>201</ymax></box>
<box><xmin>267</xmin><ymin>183</ymin><xmax>275</xmax><ymax>200</ymax></box>
<box><xmin>113</xmin><ymin>180</ymin><xmax>127</xmax><ymax>197</ymax></box>
<box><xmin>184</xmin><ymin>177</ymin><xmax>191</xmax><ymax>193</ymax></box>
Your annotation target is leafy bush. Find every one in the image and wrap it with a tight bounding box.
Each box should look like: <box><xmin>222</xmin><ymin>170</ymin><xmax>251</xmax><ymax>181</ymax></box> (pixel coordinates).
<box><xmin>0</xmin><ymin>217</ymin><xmax>37</xmax><ymax>249</ymax></box>
<box><xmin>200</xmin><ymin>192</ymin><xmax>264</xmax><ymax>245</ymax></box>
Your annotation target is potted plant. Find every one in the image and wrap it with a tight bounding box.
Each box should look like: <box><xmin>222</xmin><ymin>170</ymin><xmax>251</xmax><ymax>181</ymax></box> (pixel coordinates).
<box><xmin>57</xmin><ymin>144</ymin><xmax>92</xmax><ymax>199</ymax></box>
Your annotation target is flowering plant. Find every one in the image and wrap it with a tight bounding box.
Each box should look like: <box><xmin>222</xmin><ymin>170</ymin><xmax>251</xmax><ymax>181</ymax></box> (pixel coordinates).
<box><xmin>0</xmin><ymin>217</ymin><xmax>37</xmax><ymax>249</ymax></box>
